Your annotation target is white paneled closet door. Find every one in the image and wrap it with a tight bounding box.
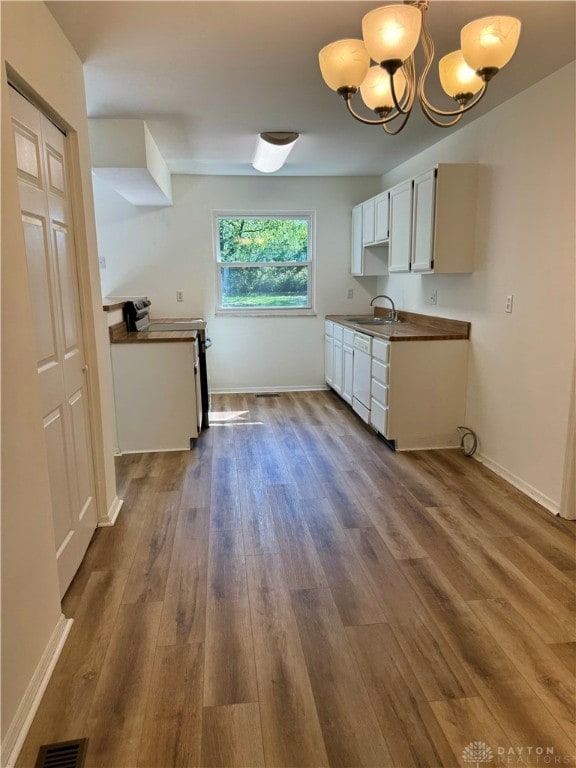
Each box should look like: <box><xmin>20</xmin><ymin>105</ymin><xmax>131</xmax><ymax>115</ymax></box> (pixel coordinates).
<box><xmin>9</xmin><ymin>86</ymin><xmax>97</xmax><ymax>597</ymax></box>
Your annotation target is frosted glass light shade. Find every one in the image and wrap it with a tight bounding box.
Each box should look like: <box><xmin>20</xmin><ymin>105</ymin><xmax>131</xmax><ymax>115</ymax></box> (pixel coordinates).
<box><xmin>360</xmin><ymin>66</ymin><xmax>407</xmax><ymax>110</ymax></box>
<box><xmin>362</xmin><ymin>5</ymin><xmax>421</xmax><ymax>64</ymax></box>
<box><xmin>461</xmin><ymin>16</ymin><xmax>521</xmax><ymax>72</ymax></box>
<box><xmin>439</xmin><ymin>50</ymin><xmax>483</xmax><ymax>98</ymax></box>
<box><xmin>252</xmin><ymin>132</ymin><xmax>299</xmax><ymax>173</ymax></box>
<box><xmin>318</xmin><ymin>39</ymin><xmax>370</xmax><ymax>91</ymax></box>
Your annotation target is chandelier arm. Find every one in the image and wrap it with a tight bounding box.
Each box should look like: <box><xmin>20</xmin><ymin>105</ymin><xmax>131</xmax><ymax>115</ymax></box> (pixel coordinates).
<box><xmin>344</xmin><ymin>96</ymin><xmax>402</xmax><ymax>126</ymax></box>
<box><xmin>419</xmin><ymin>101</ymin><xmax>465</xmax><ymax>128</ymax></box>
<box><xmin>389</xmin><ymin>58</ymin><xmax>415</xmax><ymax>115</ymax></box>
<box><xmin>415</xmin><ymin>5</ymin><xmax>436</xmax><ymax>107</ymax></box>
<box><xmin>382</xmin><ymin>108</ymin><xmax>412</xmax><ymax>135</ymax></box>
<box><xmin>403</xmin><ymin>57</ymin><xmax>417</xmax><ymax>112</ymax></box>
<box><xmin>416</xmin><ymin>4</ymin><xmax>488</xmax><ymax>118</ymax></box>
<box><xmin>420</xmin><ymin>81</ymin><xmax>488</xmax><ymax>117</ymax></box>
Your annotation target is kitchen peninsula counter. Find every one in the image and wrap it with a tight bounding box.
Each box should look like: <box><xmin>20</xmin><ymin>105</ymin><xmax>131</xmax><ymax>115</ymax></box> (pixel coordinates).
<box><xmin>109</xmin><ymin>322</ymin><xmax>198</xmax><ymax>343</ymax></box>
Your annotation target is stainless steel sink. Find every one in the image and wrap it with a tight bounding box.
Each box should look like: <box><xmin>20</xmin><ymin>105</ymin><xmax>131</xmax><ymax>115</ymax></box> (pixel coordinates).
<box><xmin>344</xmin><ymin>316</ymin><xmax>405</xmax><ymax>325</ymax></box>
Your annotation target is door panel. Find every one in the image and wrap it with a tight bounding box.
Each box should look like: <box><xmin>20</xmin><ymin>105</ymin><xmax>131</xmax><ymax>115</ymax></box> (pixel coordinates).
<box><xmin>9</xmin><ymin>86</ymin><xmax>97</xmax><ymax>597</ymax></box>
<box><xmin>44</xmin><ymin>407</ymin><xmax>74</xmax><ymax>550</ymax></box>
<box><xmin>46</xmin><ymin>144</ymin><xmax>66</xmax><ymax>194</ymax></box>
<box><xmin>13</xmin><ymin>121</ymin><xmax>43</xmax><ymax>186</ymax></box>
<box><xmin>22</xmin><ymin>215</ymin><xmax>58</xmax><ymax>365</ymax></box>
<box><xmin>69</xmin><ymin>388</ymin><xmax>93</xmax><ymax>519</ymax></box>
<box><xmin>54</xmin><ymin>225</ymin><xmax>80</xmax><ymax>354</ymax></box>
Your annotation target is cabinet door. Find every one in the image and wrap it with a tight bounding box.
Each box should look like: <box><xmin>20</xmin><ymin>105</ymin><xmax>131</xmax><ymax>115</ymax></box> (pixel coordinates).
<box><xmin>362</xmin><ymin>198</ymin><xmax>375</xmax><ymax>245</ymax></box>
<box><xmin>374</xmin><ymin>191</ymin><xmax>389</xmax><ymax>242</ymax></box>
<box><xmin>333</xmin><ymin>338</ymin><xmax>343</xmax><ymax>393</ymax></box>
<box><xmin>325</xmin><ymin>334</ymin><xmax>334</xmax><ymax>386</ymax></box>
<box><xmin>389</xmin><ymin>180</ymin><xmax>413</xmax><ymax>272</ymax></box>
<box><xmin>411</xmin><ymin>169</ymin><xmax>437</xmax><ymax>272</ymax></box>
<box><xmin>194</xmin><ymin>338</ymin><xmax>203</xmax><ymax>434</ymax></box>
<box><xmin>342</xmin><ymin>343</ymin><xmax>354</xmax><ymax>405</ymax></box>
<box><xmin>351</xmin><ymin>204</ymin><xmax>363</xmax><ymax>275</ymax></box>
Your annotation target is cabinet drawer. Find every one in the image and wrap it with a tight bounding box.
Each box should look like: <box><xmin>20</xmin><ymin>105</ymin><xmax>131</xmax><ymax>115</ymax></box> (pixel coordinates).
<box><xmin>371</xmin><ymin>359</ymin><xmax>389</xmax><ymax>385</ymax></box>
<box><xmin>353</xmin><ymin>397</ymin><xmax>370</xmax><ymax>424</ymax></box>
<box><xmin>371</xmin><ymin>378</ymin><xmax>388</xmax><ymax>406</ymax></box>
<box><xmin>372</xmin><ymin>338</ymin><xmax>390</xmax><ymax>363</ymax></box>
<box><xmin>343</xmin><ymin>328</ymin><xmax>355</xmax><ymax>347</ymax></box>
<box><xmin>333</xmin><ymin>323</ymin><xmax>344</xmax><ymax>342</ymax></box>
<box><xmin>370</xmin><ymin>398</ymin><xmax>388</xmax><ymax>435</ymax></box>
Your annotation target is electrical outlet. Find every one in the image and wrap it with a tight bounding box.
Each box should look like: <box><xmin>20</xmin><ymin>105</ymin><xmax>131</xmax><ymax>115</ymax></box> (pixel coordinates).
<box><xmin>505</xmin><ymin>294</ymin><xmax>514</xmax><ymax>313</ymax></box>
<box><xmin>429</xmin><ymin>290</ymin><xmax>437</xmax><ymax>305</ymax></box>
<box><xmin>176</xmin><ymin>290</ymin><xmax>184</xmax><ymax>302</ymax></box>
<box><xmin>347</xmin><ymin>288</ymin><xmax>354</xmax><ymax>299</ymax></box>
<box><xmin>98</xmin><ymin>254</ymin><xmax>106</xmax><ymax>270</ymax></box>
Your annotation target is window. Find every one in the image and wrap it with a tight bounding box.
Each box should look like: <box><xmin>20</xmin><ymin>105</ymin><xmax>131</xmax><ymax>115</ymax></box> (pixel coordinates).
<box><xmin>214</xmin><ymin>213</ymin><xmax>314</xmax><ymax>313</ymax></box>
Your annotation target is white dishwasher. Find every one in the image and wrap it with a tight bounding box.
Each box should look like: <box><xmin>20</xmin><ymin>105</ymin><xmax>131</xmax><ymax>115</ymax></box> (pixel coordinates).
<box><xmin>352</xmin><ymin>331</ymin><xmax>372</xmax><ymax>423</ymax></box>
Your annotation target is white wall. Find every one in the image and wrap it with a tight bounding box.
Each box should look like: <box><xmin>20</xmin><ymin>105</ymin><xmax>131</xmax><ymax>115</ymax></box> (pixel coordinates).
<box><xmin>95</xmin><ymin>175</ymin><xmax>381</xmax><ymax>390</ymax></box>
<box><xmin>376</xmin><ymin>63</ymin><xmax>575</xmax><ymax>513</ymax></box>
<box><xmin>1</xmin><ymin>1</ymin><xmax>118</xmax><ymax>752</ymax></box>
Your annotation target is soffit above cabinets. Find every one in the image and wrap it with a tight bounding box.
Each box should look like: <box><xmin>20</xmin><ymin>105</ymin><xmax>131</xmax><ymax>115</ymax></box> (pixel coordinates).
<box><xmin>89</xmin><ymin>119</ymin><xmax>172</xmax><ymax>206</ymax></box>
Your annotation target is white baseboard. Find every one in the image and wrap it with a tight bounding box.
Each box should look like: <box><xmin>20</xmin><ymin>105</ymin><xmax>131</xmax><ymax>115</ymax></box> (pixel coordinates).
<box><xmin>211</xmin><ymin>385</ymin><xmax>329</xmax><ymax>394</ymax></box>
<box><xmin>475</xmin><ymin>452</ymin><xmax>560</xmax><ymax>516</ymax></box>
<box><xmin>98</xmin><ymin>495</ymin><xmax>123</xmax><ymax>527</ymax></box>
<box><xmin>115</xmin><ymin>447</ymin><xmax>191</xmax><ymax>455</ymax></box>
<box><xmin>2</xmin><ymin>614</ymin><xmax>73</xmax><ymax>768</ymax></box>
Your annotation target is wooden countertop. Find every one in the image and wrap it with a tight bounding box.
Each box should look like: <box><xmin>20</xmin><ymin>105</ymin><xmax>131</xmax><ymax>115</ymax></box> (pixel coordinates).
<box><xmin>103</xmin><ymin>301</ymin><xmax>125</xmax><ymax>312</ymax></box>
<box><xmin>326</xmin><ymin>310</ymin><xmax>470</xmax><ymax>341</ymax></box>
<box><xmin>109</xmin><ymin>322</ymin><xmax>197</xmax><ymax>344</ymax></box>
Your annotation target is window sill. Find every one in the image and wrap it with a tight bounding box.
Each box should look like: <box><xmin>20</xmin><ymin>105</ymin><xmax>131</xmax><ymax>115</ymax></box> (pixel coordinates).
<box><xmin>215</xmin><ymin>309</ymin><xmax>317</xmax><ymax>318</ymax></box>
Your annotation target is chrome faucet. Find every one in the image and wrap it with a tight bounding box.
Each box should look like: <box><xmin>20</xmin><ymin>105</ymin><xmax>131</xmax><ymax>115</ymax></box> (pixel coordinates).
<box><xmin>370</xmin><ymin>294</ymin><xmax>398</xmax><ymax>321</ymax></box>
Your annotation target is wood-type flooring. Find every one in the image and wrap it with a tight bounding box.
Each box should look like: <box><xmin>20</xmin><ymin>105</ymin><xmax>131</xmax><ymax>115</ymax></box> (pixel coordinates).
<box><xmin>16</xmin><ymin>391</ymin><xmax>576</xmax><ymax>767</ymax></box>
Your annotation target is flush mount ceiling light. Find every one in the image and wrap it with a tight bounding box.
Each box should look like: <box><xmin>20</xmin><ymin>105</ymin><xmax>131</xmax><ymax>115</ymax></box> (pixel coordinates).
<box><xmin>252</xmin><ymin>132</ymin><xmax>299</xmax><ymax>173</ymax></box>
<box><xmin>318</xmin><ymin>1</ymin><xmax>521</xmax><ymax>134</ymax></box>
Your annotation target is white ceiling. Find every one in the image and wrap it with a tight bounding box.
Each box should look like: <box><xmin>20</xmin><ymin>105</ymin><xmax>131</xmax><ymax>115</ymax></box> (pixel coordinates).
<box><xmin>47</xmin><ymin>0</ymin><xmax>576</xmax><ymax>177</ymax></box>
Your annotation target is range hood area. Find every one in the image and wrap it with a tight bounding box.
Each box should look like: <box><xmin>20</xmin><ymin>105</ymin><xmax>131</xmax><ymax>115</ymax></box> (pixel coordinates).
<box><xmin>89</xmin><ymin>119</ymin><xmax>172</xmax><ymax>206</ymax></box>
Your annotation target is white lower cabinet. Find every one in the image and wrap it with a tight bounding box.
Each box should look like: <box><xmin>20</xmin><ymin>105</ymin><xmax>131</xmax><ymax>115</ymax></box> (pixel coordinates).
<box><xmin>370</xmin><ymin>338</ymin><xmax>389</xmax><ymax>435</ymax></box>
<box><xmin>385</xmin><ymin>340</ymin><xmax>468</xmax><ymax>449</ymax></box>
<box><xmin>327</xmin><ymin>321</ymin><xmax>469</xmax><ymax>450</ymax></box>
<box><xmin>332</xmin><ymin>323</ymin><xmax>344</xmax><ymax>394</ymax></box>
<box><xmin>325</xmin><ymin>321</ymin><xmax>334</xmax><ymax>387</ymax></box>
<box><xmin>111</xmin><ymin>340</ymin><xmax>201</xmax><ymax>453</ymax></box>
<box><xmin>342</xmin><ymin>328</ymin><xmax>354</xmax><ymax>405</ymax></box>
<box><xmin>326</xmin><ymin>322</ymin><xmax>354</xmax><ymax>404</ymax></box>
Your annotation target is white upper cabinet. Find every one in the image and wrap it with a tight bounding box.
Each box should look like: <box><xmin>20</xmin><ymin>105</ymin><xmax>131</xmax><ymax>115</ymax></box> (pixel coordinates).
<box><xmin>362</xmin><ymin>198</ymin><xmax>376</xmax><ymax>245</ymax></box>
<box><xmin>350</xmin><ymin>163</ymin><xmax>479</xmax><ymax>277</ymax></box>
<box><xmin>351</xmin><ymin>204</ymin><xmax>364</xmax><ymax>275</ymax></box>
<box><xmin>351</xmin><ymin>201</ymin><xmax>388</xmax><ymax>276</ymax></box>
<box><xmin>388</xmin><ymin>180</ymin><xmax>413</xmax><ymax>273</ymax></box>
<box><xmin>374</xmin><ymin>191</ymin><xmax>389</xmax><ymax>242</ymax></box>
<box><xmin>411</xmin><ymin>164</ymin><xmax>478</xmax><ymax>273</ymax></box>
<box><xmin>411</xmin><ymin>169</ymin><xmax>437</xmax><ymax>272</ymax></box>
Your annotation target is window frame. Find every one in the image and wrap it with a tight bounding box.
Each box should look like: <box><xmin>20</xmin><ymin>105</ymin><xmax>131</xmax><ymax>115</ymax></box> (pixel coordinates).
<box><xmin>213</xmin><ymin>211</ymin><xmax>316</xmax><ymax>316</ymax></box>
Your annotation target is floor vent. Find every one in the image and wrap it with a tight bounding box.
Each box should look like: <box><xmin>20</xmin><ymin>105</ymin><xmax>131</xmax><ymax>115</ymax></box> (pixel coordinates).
<box><xmin>255</xmin><ymin>392</ymin><xmax>281</xmax><ymax>398</ymax></box>
<box><xmin>35</xmin><ymin>739</ymin><xmax>89</xmax><ymax>768</ymax></box>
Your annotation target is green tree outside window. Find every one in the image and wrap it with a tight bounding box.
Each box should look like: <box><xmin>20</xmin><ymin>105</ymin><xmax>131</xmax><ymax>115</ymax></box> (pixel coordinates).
<box><xmin>216</xmin><ymin>215</ymin><xmax>313</xmax><ymax>310</ymax></box>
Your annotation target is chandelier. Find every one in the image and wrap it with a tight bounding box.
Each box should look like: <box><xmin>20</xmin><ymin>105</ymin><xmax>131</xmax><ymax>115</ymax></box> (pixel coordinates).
<box><xmin>318</xmin><ymin>1</ymin><xmax>521</xmax><ymax>133</ymax></box>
